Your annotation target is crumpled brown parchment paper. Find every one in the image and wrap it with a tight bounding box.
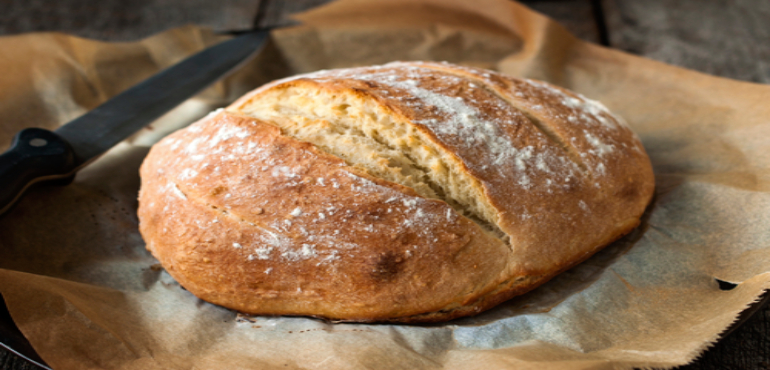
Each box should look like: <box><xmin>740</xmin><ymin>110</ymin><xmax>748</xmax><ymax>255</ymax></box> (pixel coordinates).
<box><xmin>1</xmin><ymin>0</ymin><xmax>769</xmax><ymax>369</ymax></box>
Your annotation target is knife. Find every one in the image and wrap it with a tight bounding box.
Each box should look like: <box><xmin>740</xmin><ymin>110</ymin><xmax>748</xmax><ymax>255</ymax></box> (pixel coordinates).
<box><xmin>0</xmin><ymin>28</ymin><xmax>271</xmax><ymax>215</ymax></box>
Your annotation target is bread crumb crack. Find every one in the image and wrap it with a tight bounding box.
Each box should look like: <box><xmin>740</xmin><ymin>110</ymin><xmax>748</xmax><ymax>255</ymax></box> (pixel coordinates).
<box><xmin>238</xmin><ymin>85</ymin><xmax>508</xmax><ymax>242</ymax></box>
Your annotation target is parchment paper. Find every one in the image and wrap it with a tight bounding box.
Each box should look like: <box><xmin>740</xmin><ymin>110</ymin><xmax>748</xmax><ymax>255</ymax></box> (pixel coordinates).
<box><xmin>2</xmin><ymin>0</ymin><xmax>770</xmax><ymax>369</ymax></box>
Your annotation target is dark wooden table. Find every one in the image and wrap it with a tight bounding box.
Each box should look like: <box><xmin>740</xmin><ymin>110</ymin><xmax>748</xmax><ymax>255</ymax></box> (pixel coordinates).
<box><xmin>1</xmin><ymin>0</ymin><xmax>768</xmax><ymax>369</ymax></box>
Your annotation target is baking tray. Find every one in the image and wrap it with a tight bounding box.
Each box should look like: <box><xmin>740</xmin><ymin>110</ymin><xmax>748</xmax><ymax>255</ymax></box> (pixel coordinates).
<box><xmin>0</xmin><ymin>294</ymin><xmax>51</xmax><ymax>369</ymax></box>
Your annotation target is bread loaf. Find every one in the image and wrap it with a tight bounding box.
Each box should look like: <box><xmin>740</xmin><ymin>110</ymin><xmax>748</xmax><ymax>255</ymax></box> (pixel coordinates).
<box><xmin>138</xmin><ymin>61</ymin><xmax>654</xmax><ymax>322</ymax></box>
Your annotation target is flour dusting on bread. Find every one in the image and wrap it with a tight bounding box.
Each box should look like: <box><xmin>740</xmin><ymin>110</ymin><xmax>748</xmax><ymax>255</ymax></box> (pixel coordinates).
<box><xmin>138</xmin><ymin>62</ymin><xmax>654</xmax><ymax>322</ymax></box>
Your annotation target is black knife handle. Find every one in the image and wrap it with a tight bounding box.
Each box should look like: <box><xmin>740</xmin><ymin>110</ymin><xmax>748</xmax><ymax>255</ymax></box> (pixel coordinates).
<box><xmin>0</xmin><ymin>128</ymin><xmax>77</xmax><ymax>214</ymax></box>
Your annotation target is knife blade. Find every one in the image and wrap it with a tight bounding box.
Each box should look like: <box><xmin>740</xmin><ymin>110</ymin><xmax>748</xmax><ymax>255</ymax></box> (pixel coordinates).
<box><xmin>0</xmin><ymin>28</ymin><xmax>271</xmax><ymax>215</ymax></box>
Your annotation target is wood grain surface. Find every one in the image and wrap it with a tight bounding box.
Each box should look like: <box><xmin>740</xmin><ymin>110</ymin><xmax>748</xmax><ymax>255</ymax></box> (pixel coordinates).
<box><xmin>0</xmin><ymin>0</ymin><xmax>259</xmax><ymax>40</ymax></box>
<box><xmin>604</xmin><ymin>0</ymin><xmax>770</xmax><ymax>84</ymax></box>
<box><xmin>0</xmin><ymin>0</ymin><xmax>768</xmax><ymax>369</ymax></box>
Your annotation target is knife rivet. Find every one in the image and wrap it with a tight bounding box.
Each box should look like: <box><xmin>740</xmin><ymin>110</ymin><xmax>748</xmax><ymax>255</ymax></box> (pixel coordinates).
<box><xmin>29</xmin><ymin>138</ymin><xmax>48</xmax><ymax>147</ymax></box>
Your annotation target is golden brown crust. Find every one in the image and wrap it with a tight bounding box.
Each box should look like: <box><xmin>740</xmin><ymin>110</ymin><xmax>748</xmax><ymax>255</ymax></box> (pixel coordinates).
<box><xmin>139</xmin><ymin>113</ymin><xmax>512</xmax><ymax>321</ymax></box>
<box><xmin>138</xmin><ymin>62</ymin><xmax>655</xmax><ymax>322</ymax></box>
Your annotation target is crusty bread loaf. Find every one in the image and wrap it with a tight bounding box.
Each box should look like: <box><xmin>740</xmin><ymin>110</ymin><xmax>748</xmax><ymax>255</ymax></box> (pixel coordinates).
<box><xmin>138</xmin><ymin>61</ymin><xmax>654</xmax><ymax>322</ymax></box>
